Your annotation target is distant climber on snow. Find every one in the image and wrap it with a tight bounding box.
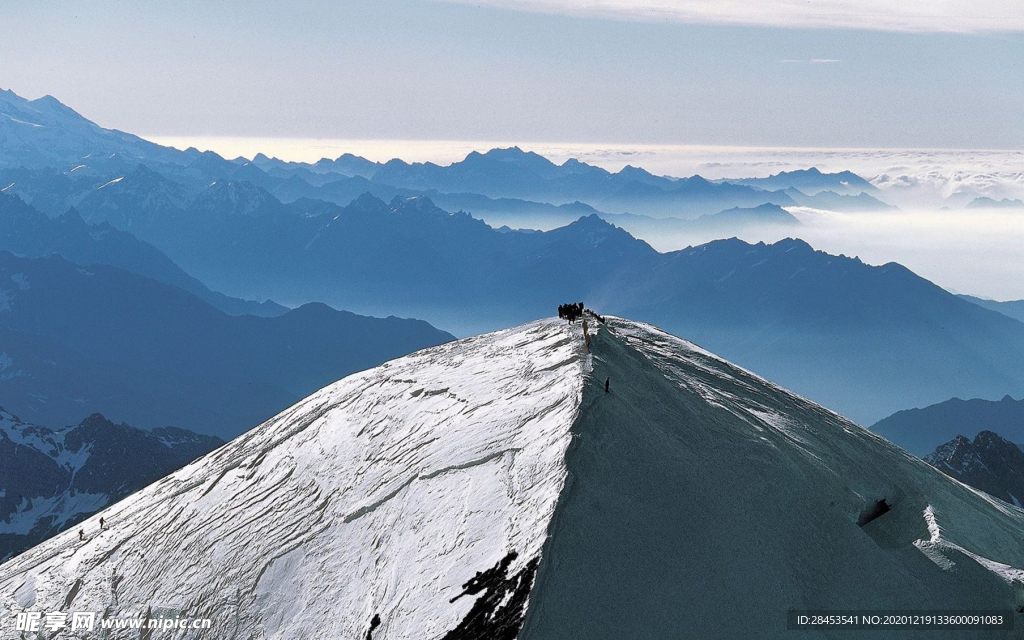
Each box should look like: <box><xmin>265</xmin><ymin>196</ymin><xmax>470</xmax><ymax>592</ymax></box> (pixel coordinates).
<box><xmin>78</xmin><ymin>529</ymin><xmax>84</xmax><ymax>541</ymax></box>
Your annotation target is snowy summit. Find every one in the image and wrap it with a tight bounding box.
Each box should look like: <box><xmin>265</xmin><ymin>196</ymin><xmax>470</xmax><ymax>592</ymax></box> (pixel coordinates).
<box><xmin>2</xmin><ymin>316</ymin><xmax>1024</xmax><ymax>638</ymax></box>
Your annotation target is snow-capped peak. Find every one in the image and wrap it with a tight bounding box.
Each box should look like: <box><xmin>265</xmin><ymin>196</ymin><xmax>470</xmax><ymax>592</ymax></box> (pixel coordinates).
<box><xmin>0</xmin><ymin>319</ymin><xmax>588</xmax><ymax>637</ymax></box>
<box><xmin>3</xmin><ymin>317</ymin><xmax>1024</xmax><ymax>638</ymax></box>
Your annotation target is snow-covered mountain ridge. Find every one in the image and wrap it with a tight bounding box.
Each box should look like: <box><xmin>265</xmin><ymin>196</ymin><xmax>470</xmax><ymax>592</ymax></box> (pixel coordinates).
<box><xmin>0</xmin><ymin>319</ymin><xmax>588</xmax><ymax>638</ymax></box>
<box><xmin>3</xmin><ymin>317</ymin><xmax>1024</xmax><ymax>639</ymax></box>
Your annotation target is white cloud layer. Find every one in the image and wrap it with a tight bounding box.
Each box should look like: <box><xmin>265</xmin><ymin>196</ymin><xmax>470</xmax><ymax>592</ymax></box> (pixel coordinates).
<box><xmin>443</xmin><ymin>0</ymin><xmax>1024</xmax><ymax>33</ymax></box>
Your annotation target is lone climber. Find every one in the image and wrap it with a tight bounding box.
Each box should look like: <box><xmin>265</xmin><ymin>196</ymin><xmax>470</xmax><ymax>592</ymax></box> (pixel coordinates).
<box><xmin>78</xmin><ymin>529</ymin><xmax>84</xmax><ymax>541</ymax></box>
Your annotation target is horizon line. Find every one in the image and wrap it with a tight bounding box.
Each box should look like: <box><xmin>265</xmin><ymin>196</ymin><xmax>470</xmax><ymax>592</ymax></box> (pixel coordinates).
<box><xmin>143</xmin><ymin>134</ymin><xmax>1024</xmax><ymax>168</ymax></box>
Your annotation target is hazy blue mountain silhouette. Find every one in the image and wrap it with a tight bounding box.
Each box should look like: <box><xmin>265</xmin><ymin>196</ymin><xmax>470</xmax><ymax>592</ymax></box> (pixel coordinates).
<box><xmin>965</xmin><ymin>197</ymin><xmax>1024</xmax><ymax>209</ymax></box>
<box><xmin>960</xmin><ymin>295</ymin><xmax>1024</xmax><ymax>324</ymax></box>
<box><xmin>610</xmin><ymin>237</ymin><xmax>1024</xmax><ymax>426</ymax></box>
<box><xmin>0</xmin><ymin>165</ymin><xmax>96</xmax><ymax>215</ymax></box>
<box><xmin>0</xmin><ymin>252</ymin><xmax>454</xmax><ymax>437</ymax></box>
<box><xmin>694</xmin><ymin>203</ymin><xmax>799</xmax><ymax>226</ymax></box>
<box><xmin>726</xmin><ymin>167</ymin><xmax>877</xmax><ymax>195</ymax></box>
<box><xmin>872</xmin><ymin>395</ymin><xmax>1024</xmax><ymax>456</ymax></box>
<box><xmin>63</xmin><ymin>188</ymin><xmax>1024</xmax><ymax>425</ymax></box>
<box><xmin>426</xmin><ymin>193</ymin><xmax>605</xmax><ymax>228</ymax></box>
<box><xmin>1</xmin><ymin>88</ymin><xmax>881</xmax><ymax>224</ymax></box>
<box><xmin>0</xmin><ymin>193</ymin><xmax>286</xmax><ymax>316</ymax></box>
<box><xmin>782</xmin><ymin>188</ymin><xmax>895</xmax><ymax>211</ymax></box>
<box><xmin>73</xmin><ymin>163</ymin><xmax>193</xmax><ymax>227</ymax></box>
<box><xmin>369</xmin><ymin>148</ymin><xmax>797</xmax><ymax>216</ymax></box>
<box><xmin>253</xmin><ymin>152</ymin><xmax>382</xmax><ymax>180</ymax></box>
<box><xmin>583</xmin><ymin>203</ymin><xmax>799</xmax><ymax>242</ymax></box>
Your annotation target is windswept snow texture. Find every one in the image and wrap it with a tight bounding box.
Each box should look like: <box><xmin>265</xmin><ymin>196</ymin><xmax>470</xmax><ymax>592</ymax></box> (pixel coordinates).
<box><xmin>0</xmin><ymin>320</ymin><xmax>586</xmax><ymax>639</ymax></box>
<box><xmin>5</xmin><ymin>317</ymin><xmax>1024</xmax><ymax>639</ymax></box>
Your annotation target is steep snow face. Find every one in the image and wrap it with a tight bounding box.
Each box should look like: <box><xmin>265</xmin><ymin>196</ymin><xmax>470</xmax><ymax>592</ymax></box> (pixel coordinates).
<box><xmin>523</xmin><ymin>318</ymin><xmax>1024</xmax><ymax>639</ymax></box>
<box><xmin>0</xmin><ymin>319</ymin><xmax>587</xmax><ymax>639</ymax></box>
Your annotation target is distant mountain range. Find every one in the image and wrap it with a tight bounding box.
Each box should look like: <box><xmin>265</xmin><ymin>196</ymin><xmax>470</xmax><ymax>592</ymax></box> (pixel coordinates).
<box><xmin>8</xmin><ymin>175</ymin><xmax>1022</xmax><ymax>424</ymax></box>
<box><xmin>361</xmin><ymin>149</ymin><xmax>804</xmax><ymax>217</ymax></box>
<box><xmin>782</xmin><ymin>188</ymin><xmax>894</xmax><ymax>211</ymax></box>
<box><xmin>924</xmin><ymin>431</ymin><xmax>1024</xmax><ymax>507</ymax></box>
<box><xmin>723</xmin><ymin>167</ymin><xmax>878</xmax><ymax>196</ymax></box>
<box><xmin>965</xmin><ymin>197</ymin><xmax>1024</xmax><ymax>209</ymax></box>
<box><xmin>872</xmin><ymin>395</ymin><xmax>1024</xmax><ymax>456</ymax></box>
<box><xmin>586</xmin><ymin>203</ymin><xmax>799</xmax><ymax>242</ymax></box>
<box><xmin>0</xmin><ymin>408</ymin><xmax>222</xmax><ymax>560</ymax></box>
<box><xmin>0</xmin><ymin>193</ymin><xmax>286</xmax><ymax>316</ymax></box>
<box><xmin>1</xmin><ymin>86</ymin><xmax>1020</xmax><ymax>427</ymax></box>
<box><xmin>959</xmin><ymin>295</ymin><xmax>1024</xmax><ymax>324</ymax></box>
<box><xmin>0</xmin><ymin>89</ymin><xmax>181</xmax><ymax>170</ymax></box>
<box><xmin>0</xmin><ymin>251</ymin><xmax>454</xmax><ymax>437</ymax></box>
<box><xmin>56</xmin><ymin>185</ymin><xmax>1024</xmax><ymax>424</ymax></box>
<box><xmin>0</xmin><ymin>87</ymin><xmax>891</xmax><ymax>223</ymax></box>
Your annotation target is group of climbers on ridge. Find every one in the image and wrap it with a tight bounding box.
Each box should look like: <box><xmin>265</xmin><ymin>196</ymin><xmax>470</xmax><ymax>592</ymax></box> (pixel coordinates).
<box><xmin>558</xmin><ymin>302</ymin><xmax>585</xmax><ymax>323</ymax></box>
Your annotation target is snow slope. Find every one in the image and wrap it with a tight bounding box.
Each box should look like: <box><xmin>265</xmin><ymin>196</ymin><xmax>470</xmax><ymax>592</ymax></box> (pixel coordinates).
<box><xmin>0</xmin><ymin>89</ymin><xmax>182</xmax><ymax>170</ymax></box>
<box><xmin>3</xmin><ymin>317</ymin><xmax>1024</xmax><ymax>639</ymax></box>
<box><xmin>0</xmin><ymin>319</ymin><xmax>587</xmax><ymax>638</ymax></box>
<box><xmin>525</xmin><ymin>320</ymin><xmax>1024</xmax><ymax>638</ymax></box>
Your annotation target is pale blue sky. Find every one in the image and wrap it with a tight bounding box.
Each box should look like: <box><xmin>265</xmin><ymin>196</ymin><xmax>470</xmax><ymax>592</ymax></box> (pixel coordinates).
<box><xmin>1</xmin><ymin>0</ymin><xmax>1022</xmax><ymax>148</ymax></box>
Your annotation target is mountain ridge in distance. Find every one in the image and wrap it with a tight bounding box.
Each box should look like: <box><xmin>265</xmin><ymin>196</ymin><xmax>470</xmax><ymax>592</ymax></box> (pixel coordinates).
<box><xmin>0</xmin><ymin>408</ymin><xmax>223</xmax><ymax>561</ymax></box>
<box><xmin>0</xmin><ymin>192</ymin><xmax>287</xmax><ymax>317</ymax></box>
<box><xmin>924</xmin><ymin>430</ymin><xmax>1024</xmax><ymax>507</ymax></box>
<box><xmin>1</xmin><ymin>85</ymin><xmax>1014</xmax><ymax>426</ymax></box>
<box><xmin>0</xmin><ymin>251</ymin><xmax>454</xmax><ymax>437</ymax></box>
<box><xmin>725</xmin><ymin>166</ymin><xmax>879</xmax><ymax>195</ymax></box>
<box><xmin>960</xmin><ymin>294</ymin><xmax>1024</xmax><ymax>324</ymax></box>
<box><xmin>0</xmin><ymin>85</ymin><xmax>893</xmax><ymax>222</ymax></box>
<box><xmin>965</xmin><ymin>197</ymin><xmax>1024</xmax><ymax>209</ymax></box>
<box><xmin>872</xmin><ymin>394</ymin><xmax>1024</xmax><ymax>457</ymax></box>
<box><xmin>64</xmin><ymin>188</ymin><xmax>1024</xmax><ymax>425</ymax></box>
